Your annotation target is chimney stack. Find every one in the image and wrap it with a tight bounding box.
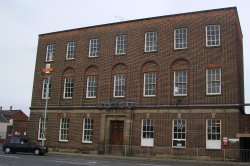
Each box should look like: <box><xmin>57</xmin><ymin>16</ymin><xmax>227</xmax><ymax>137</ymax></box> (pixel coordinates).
<box><xmin>10</xmin><ymin>106</ymin><xmax>12</xmax><ymax>110</ymax></box>
<box><xmin>0</xmin><ymin>106</ymin><xmax>2</xmax><ymax>110</ymax></box>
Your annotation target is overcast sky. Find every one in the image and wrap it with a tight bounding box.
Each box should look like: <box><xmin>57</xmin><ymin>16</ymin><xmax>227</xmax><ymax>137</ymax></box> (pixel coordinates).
<box><xmin>0</xmin><ymin>0</ymin><xmax>249</xmax><ymax>115</ymax></box>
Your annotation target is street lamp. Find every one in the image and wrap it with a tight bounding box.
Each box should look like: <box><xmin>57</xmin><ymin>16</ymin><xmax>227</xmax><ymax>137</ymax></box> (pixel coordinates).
<box><xmin>41</xmin><ymin>66</ymin><xmax>53</xmax><ymax>146</ymax></box>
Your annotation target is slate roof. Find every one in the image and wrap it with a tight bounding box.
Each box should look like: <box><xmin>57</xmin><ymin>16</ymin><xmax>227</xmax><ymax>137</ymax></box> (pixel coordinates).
<box><xmin>0</xmin><ymin>110</ymin><xmax>21</xmax><ymax>116</ymax></box>
<box><xmin>0</xmin><ymin>114</ymin><xmax>8</xmax><ymax>123</ymax></box>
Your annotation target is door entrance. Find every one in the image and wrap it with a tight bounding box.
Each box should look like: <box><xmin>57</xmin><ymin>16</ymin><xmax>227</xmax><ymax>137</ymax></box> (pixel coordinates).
<box><xmin>240</xmin><ymin>137</ymin><xmax>250</xmax><ymax>162</ymax></box>
<box><xmin>110</xmin><ymin>121</ymin><xmax>124</xmax><ymax>154</ymax></box>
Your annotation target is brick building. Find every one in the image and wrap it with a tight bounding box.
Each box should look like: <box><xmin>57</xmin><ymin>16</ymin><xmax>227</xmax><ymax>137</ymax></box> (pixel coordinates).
<box><xmin>29</xmin><ymin>7</ymin><xmax>250</xmax><ymax>159</ymax></box>
<box><xmin>0</xmin><ymin>107</ymin><xmax>29</xmax><ymax>143</ymax></box>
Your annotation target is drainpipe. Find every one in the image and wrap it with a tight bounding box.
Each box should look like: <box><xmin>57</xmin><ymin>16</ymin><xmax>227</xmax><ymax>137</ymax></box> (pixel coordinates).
<box><xmin>129</xmin><ymin>107</ymin><xmax>134</xmax><ymax>155</ymax></box>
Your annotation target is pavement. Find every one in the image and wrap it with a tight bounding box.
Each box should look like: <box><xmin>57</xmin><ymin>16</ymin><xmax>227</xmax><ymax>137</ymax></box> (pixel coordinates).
<box><xmin>48</xmin><ymin>151</ymin><xmax>250</xmax><ymax>166</ymax></box>
<box><xmin>0</xmin><ymin>144</ymin><xmax>249</xmax><ymax>165</ymax></box>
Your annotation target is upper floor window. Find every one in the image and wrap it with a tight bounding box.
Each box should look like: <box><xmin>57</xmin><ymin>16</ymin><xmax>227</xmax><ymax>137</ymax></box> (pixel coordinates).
<box><xmin>206</xmin><ymin>68</ymin><xmax>221</xmax><ymax>95</ymax></box>
<box><xmin>172</xmin><ymin>119</ymin><xmax>186</xmax><ymax>148</ymax></box>
<box><xmin>206</xmin><ymin>25</ymin><xmax>220</xmax><ymax>47</ymax></box>
<box><xmin>66</xmin><ymin>42</ymin><xmax>76</xmax><ymax>59</ymax></box>
<box><xmin>174</xmin><ymin>70</ymin><xmax>188</xmax><ymax>96</ymax></box>
<box><xmin>89</xmin><ymin>39</ymin><xmax>99</xmax><ymax>57</ymax></box>
<box><xmin>116</xmin><ymin>35</ymin><xmax>127</xmax><ymax>55</ymax></box>
<box><xmin>82</xmin><ymin>118</ymin><xmax>93</xmax><ymax>143</ymax></box>
<box><xmin>63</xmin><ymin>77</ymin><xmax>74</xmax><ymax>99</ymax></box>
<box><xmin>46</xmin><ymin>45</ymin><xmax>54</xmax><ymax>62</ymax></box>
<box><xmin>141</xmin><ymin>119</ymin><xmax>154</xmax><ymax>147</ymax></box>
<box><xmin>59</xmin><ymin>117</ymin><xmax>69</xmax><ymax>142</ymax></box>
<box><xmin>174</xmin><ymin>28</ymin><xmax>187</xmax><ymax>49</ymax></box>
<box><xmin>206</xmin><ymin>119</ymin><xmax>221</xmax><ymax>149</ymax></box>
<box><xmin>145</xmin><ymin>32</ymin><xmax>157</xmax><ymax>52</ymax></box>
<box><xmin>144</xmin><ymin>72</ymin><xmax>156</xmax><ymax>97</ymax></box>
<box><xmin>42</xmin><ymin>78</ymin><xmax>51</xmax><ymax>99</ymax></box>
<box><xmin>86</xmin><ymin>76</ymin><xmax>97</xmax><ymax>98</ymax></box>
<box><xmin>113</xmin><ymin>74</ymin><xmax>126</xmax><ymax>97</ymax></box>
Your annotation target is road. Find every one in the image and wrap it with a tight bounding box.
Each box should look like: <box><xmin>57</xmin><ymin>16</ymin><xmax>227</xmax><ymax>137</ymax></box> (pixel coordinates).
<box><xmin>0</xmin><ymin>150</ymin><xmax>245</xmax><ymax>166</ymax></box>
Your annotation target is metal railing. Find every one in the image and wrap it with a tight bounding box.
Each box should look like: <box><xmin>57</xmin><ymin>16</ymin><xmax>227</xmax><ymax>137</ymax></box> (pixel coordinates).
<box><xmin>104</xmin><ymin>144</ymin><xmax>250</xmax><ymax>162</ymax></box>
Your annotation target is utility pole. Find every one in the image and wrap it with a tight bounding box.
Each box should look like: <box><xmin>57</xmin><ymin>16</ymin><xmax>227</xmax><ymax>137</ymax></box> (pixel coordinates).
<box><xmin>41</xmin><ymin>66</ymin><xmax>54</xmax><ymax>146</ymax></box>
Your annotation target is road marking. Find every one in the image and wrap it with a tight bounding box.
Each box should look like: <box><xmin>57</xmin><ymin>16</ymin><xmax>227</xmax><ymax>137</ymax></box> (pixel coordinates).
<box><xmin>140</xmin><ymin>164</ymin><xmax>171</xmax><ymax>166</ymax></box>
<box><xmin>44</xmin><ymin>159</ymin><xmax>97</xmax><ymax>165</ymax></box>
<box><xmin>0</xmin><ymin>154</ymin><xmax>19</xmax><ymax>159</ymax></box>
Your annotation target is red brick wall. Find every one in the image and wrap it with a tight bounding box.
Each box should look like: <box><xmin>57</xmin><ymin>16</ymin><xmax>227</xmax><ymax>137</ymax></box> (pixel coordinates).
<box><xmin>5</xmin><ymin>112</ymin><xmax>28</xmax><ymax>136</ymax></box>
<box><xmin>31</xmin><ymin>7</ymin><xmax>244</xmax><ymax>109</ymax></box>
<box><xmin>27</xmin><ymin>110</ymin><xmax>240</xmax><ymax>151</ymax></box>
<box><xmin>28</xmin><ymin>111</ymin><xmax>100</xmax><ymax>151</ymax></box>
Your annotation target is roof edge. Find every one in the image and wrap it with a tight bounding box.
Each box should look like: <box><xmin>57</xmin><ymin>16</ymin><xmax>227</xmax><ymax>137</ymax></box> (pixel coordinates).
<box><xmin>39</xmin><ymin>7</ymin><xmax>237</xmax><ymax>36</ymax></box>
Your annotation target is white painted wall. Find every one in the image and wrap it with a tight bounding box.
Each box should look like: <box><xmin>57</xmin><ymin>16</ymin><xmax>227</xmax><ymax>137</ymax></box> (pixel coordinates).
<box><xmin>0</xmin><ymin>122</ymin><xmax>9</xmax><ymax>139</ymax></box>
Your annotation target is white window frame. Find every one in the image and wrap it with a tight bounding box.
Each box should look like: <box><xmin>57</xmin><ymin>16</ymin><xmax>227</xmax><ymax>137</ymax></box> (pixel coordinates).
<box><xmin>206</xmin><ymin>25</ymin><xmax>220</xmax><ymax>47</ymax></box>
<box><xmin>174</xmin><ymin>70</ymin><xmax>188</xmax><ymax>96</ymax></box>
<box><xmin>206</xmin><ymin>119</ymin><xmax>221</xmax><ymax>149</ymax></box>
<box><xmin>113</xmin><ymin>74</ymin><xmax>126</xmax><ymax>98</ymax></box>
<box><xmin>141</xmin><ymin>119</ymin><xmax>154</xmax><ymax>147</ymax></box>
<box><xmin>172</xmin><ymin>119</ymin><xmax>186</xmax><ymax>148</ymax></box>
<box><xmin>46</xmin><ymin>45</ymin><xmax>54</xmax><ymax>62</ymax></box>
<box><xmin>115</xmin><ymin>35</ymin><xmax>127</xmax><ymax>55</ymax></box>
<box><xmin>174</xmin><ymin>28</ymin><xmax>187</xmax><ymax>50</ymax></box>
<box><xmin>144</xmin><ymin>32</ymin><xmax>157</xmax><ymax>52</ymax></box>
<box><xmin>59</xmin><ymin>117</ymin><xmax>69</xmax><ymax>142</ymax></box>
<box><xmin>38</xmin><ymin>117</ymin><xmax>46</xmax><ymax>141</ymax></box>
<box><xmin>143</xmin><ymin>72</ymin><xmax>156</xmax><ymax>97</ymax></box>
<box><xmin>63</xmin><ymin>77</ymin><xmax>74</xmax><ymax>99</ymax></box>
<box><xmin>86</xmin><ymin>76</ymin><xmax>97</xmax><ymax>98</ymax></box>
<box><xmin>66</xmin><ymin>42</ymin><xmax>76</xmax><ymax>60</ymax></box>
<box><xmin>82</xmin><ymin>118</ymin><xmax>93</xmax><ymax>143</ymax></box>
<box><xmin>89</xmin><ymin>39</ymin><xmax>99</xmax><ymax>57</ymax></box>
<box><xmin>206</xmin><ymin>68</ymin><xmax>221</xmax><ymax>95</ymax></box>
<box><xmin>42</xmin><ymin>78</ymin><xmax>51</xmax><ymax>99</ymax></box>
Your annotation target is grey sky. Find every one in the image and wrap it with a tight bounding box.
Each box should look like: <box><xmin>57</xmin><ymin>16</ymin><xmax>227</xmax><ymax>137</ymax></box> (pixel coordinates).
<box><xmin>0</xmin><ymin>0</ymin><xmax>249</xmax><ymax>115</ymax></box>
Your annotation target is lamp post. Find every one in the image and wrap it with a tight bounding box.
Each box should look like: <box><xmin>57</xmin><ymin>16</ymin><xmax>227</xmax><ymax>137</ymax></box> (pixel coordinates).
<box><xmin>41</xmin><ymin>67</ymin><xmax>53</xmax><ymax>146</ymax></box>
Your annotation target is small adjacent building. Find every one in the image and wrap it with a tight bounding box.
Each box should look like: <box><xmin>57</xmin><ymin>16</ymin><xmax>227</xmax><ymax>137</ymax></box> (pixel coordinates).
<box><xmin>0</xmin><ymin>114</ymin><xmax>9</xmax><ymax>143</ymax></box>
<box><xmin>0</xmin><ymin>107</ymin><xmax>29</xmax><ymax>142</ymax></box>
<box><xmin>28</xmin><ymin>7</ymin><xmax>250</xmax><ymax>160</ymax></box>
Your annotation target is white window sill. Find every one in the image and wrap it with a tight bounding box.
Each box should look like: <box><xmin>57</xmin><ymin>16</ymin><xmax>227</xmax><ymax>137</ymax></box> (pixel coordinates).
<box><xmin>63</xmin><ymin>97</ymin><xmax>73</xmax><ymax>99</ymax></box>
<box><xmin>59</xmin><ymin>140</ymin><xmax>68</xmax><ymax>142</ymax></box>
<box><xmin>86</xmin><ymin>96</ymin><xmax>96</xmax><ymax>99</ymax></box>
<box><xmin>38</xmin><ymin>138</ymin><xmax>46</xmax><ymax>141</ymax></box>
<box><xmin>174</xmin><ymin>47</ymin><xmax>187</xmax><ymax>50</ymax></box>
<box><xmin>82</xmin><ymin>141</ymin><xmax>93</xmax><ymax>144</ymax></box>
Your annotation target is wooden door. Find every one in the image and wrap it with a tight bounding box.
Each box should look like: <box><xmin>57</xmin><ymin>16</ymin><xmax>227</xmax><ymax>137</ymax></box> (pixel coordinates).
<box><xmin>110</xmin><ymin>121</ymin><xmax>124</xmax><ymax>145</ymax></box>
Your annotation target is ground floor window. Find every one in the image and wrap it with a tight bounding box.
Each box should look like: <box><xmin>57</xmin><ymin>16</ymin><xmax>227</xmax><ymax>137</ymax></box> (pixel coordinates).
<box><xmin>172</xmin><ymin>119</ymin><xmax>186</xmax><ymax>148</ymax></box>
<box><xmin>141</xmin><ymin>119</ymin><xmax>154</xmax><ymax>147</ymax></box>
<box><xmin>82</xmin><ymin>118</ymin><xmax>93</xmax><ymax>143</ymax></box>
<box><xmin>206</xmin><ymin>119</ymin><xmax>221</xmax><ymax>149</ymax></box>
<box><xmin>59</xmin><ymin>117</ymin><xmax>69</xmax><ymax>142</ymax></box>
<box><xmin>38</xmin><ymin>117</ymin><xmax>46</xmax><ymax>140</ymax></box>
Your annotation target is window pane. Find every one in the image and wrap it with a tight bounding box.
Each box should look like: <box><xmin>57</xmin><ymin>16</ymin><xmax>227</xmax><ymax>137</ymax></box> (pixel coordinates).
<box><xmin>116</xmin><ymin>35</ymin><xmax>127</xmax><ymax>54</ymax></box>
<box><xmin>86</xmin><ymin>76</ymin><xmax>97</xmax><ymax>98</ymax></box>
<box><xmin>174</xmin><ymin>71</ymin><xmax>188</xmax><ymax>95</ymax></box>
<box><xmin>89</xmin><ymin>39</ymin><xmax>99</xmax><ymax>57</ymax></box>
<box><xmin>83</xmin><ymin>118</ymin><xmax>93</xmax><ymax>142</ymax></box>
<box><xmin>206</xmin><ymin>25</ymin><xmax>220</xmax><ymax>46</ymax></box>
<box><xmin>172</xmin><ymin>119</ymin><xmax>186</xmax><ymax>148</ymax></box>
<box><xmin>207</xmin><ymin>68</ymin><xmax>221</xmax><ymax>95</ymax></box>
<box><xmin>144</xmin><ymin>73</ymin><xmax>156</xmax><ymax>96</ymax></box>
<box><xmin>60</xmin><ymin>118</ymin><xmax>69</xmax><ymax>141</ymax></box>
<box><xmin>64</xmin><ymin>77</ymin><xmax>74</xmax><ymax>98</ymax></box>
<box><xmin>174</xmin><ymin>28</ymin><xmax>187</xmax><ymax>49</ymax></box>
<box><xmin>46</xmin><ymin>45</ymin><xmax>54</xmax><ymax>61</ymax></box>
<box><xmin>145</xmin><ymin>32</ymin><xmax>157</xmax><ymax>52</ymax></box>
<box><xmin>66</xmin><ymin>42</ymin><xmax>76</xmax><ymax>59</ymax></box>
